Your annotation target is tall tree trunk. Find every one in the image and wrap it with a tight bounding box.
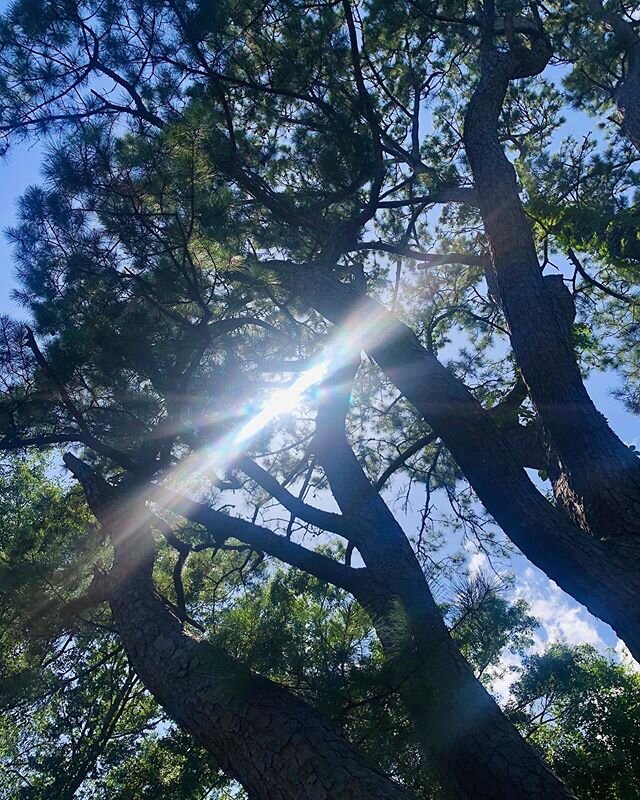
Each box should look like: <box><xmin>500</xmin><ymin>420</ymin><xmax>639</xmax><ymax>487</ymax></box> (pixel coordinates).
<box><xmin>587</xmin><ymin>0</ymin><xmax>640</xmax><ymax>152</ymax></box>
<box><xmin>312</xmin><ymin>365</ymin><xmax>577</xmax><ymax>800</ymax></box>
<box><xmin>616</xmin><ymin>65</ymin><xmax>640</xmax><ymax>152</ymax></box>
<box><xmin>63</xmin><ymin>455</ymin><xmax>417</xmax><ymax>800</ymax></box>
<box><xmin>275</xmin><ymin>262</ymin><xmax>640</xmax><ymax>659</ymax></box>
<box><xmin>462</xmin><ymin>34</ymin><xmax>640</xmax><ymax>541</ymax></box>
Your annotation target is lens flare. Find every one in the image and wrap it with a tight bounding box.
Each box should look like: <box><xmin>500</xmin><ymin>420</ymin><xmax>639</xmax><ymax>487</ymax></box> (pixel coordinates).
<box><xmin>148</xmin><ymin>298</ymin><xmax>398</xmax><ymax>518</ymax></box>
<box><xmin>235</xmin><ymin>358</ymin><xmax>331</xmax><ymax>445</ymax></box>
<box><xmin>165</xmin><ymin>301</ymin><xmax>397</xmax><ymax>490</ymax></box>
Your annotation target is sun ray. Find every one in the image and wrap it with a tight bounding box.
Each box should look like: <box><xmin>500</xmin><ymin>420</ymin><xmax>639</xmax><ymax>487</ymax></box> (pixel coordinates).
<box><xmin>122</xmin><ymin>302</ymin><xmax>400</xmax><ymax>550</ymax></box>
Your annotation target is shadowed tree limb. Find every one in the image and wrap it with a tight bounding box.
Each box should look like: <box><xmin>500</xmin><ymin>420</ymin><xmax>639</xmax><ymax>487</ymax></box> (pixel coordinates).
<box><xmin>62</xmin><ymin>454</ymin><xmax>416</xmax><ymax>800</ymax></box>
<box><xmin>238</xmin><ymin>456</ymin><xmax>348</xmax><ymax>536</ymax></box>
<box><xmin>149</xmin><ymin>485</ymin><xmax>367</xmax><ymax>597</ymax></box>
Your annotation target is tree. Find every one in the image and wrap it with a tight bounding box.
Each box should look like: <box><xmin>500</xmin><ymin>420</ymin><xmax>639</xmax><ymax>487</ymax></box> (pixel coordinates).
<box><xmin>2</xmin><ymin>0</ymin><xmax>638</xmax><ymax>654</ymax></box>
<box><xmin>0</xmin><ymin>453</ymin><xmax>224</xmax><ymax>799</ymax></box>
<box><xmin>0</xmin><ymin>453</ymin><xmax>541</xmax><ymax>799</ymax></box>
<box><xmin>0</xmin><ymin>1</ymin><xmax>639</xmax><ymax>798</ymax></box>
<box><xmin>507</xmin><ymin>643</ymin><xmax>640</xmax><ymax>800</ymax></box>
<box><xmin>2</xmin><ymin>458</ymin><xmax>637</xmax><ymax>799</ymax></box>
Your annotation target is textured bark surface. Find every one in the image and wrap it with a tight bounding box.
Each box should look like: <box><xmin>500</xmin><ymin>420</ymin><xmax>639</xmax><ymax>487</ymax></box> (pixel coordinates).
<box><xmin>278</xmin><ymin>266</ymin><xmax>640</xmax><ymax>660</ymax></box>
<box><xmin>587</xmin><ymin>0</ymin><xmax>640</xmax><ymax>153</ymax></box>
<box><xmin>617</xmin><ymin>65</ymin><xmax>640</xmax><ymax>152</ymax></box>
<box><xmin>313</xmin><ymin>379</ymin><xmax>576</xmax><ymax>800</ymax></box>
<box><xmin>110</xmin><ymin>577</ymin><xmax>416</xmax><ymax>800</ymax></box>
<box><xmin>463</xmin><ymin>41</ymin><xmax>640</xmax><ymax>543</ymax></box>
<box><xmin>64</xmin><ymin>455</ymin><xmax>416</xmax><ymax>800</ymax></box>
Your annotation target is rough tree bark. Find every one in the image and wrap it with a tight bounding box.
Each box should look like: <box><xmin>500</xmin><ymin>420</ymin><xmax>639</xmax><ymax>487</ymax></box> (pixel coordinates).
<box><xmin>616</xmin><ymin>65</ymin><xmax>640</xmax><ymax>152</ymax></box>
<box><xmin>62</xmin><ymin>454</ymin><xmax>417</xmax><ymax>800</ymax></box>
<box><xmin>309</xmin><ymin>361</ymin><xmax>576</xmax><ymax>800</ymax></box>
<box><xmin>272</xmin><ymin>261</ymin><xmax>640</xmax><ymax>660</ymax></box>
<box><xmin>176</xmin><ymin>405</ymin><xmax>576</xmax><ymax>797</ymax></box>
<box><xmin>586</xmin><ymin>0</ymin><xmax>640</xmax><ymax>151</ymax></box>
<box><xmin>462</xmin><ymin>15</ymin><xmax>640</xmax><ymax>541</ymax></box>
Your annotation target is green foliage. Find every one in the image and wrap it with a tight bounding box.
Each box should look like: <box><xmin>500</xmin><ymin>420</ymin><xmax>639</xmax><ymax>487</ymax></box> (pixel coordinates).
<box><xmin>507</xmin><ymin>643</ymin><xmax>640</xmax><ymax>800</ymax></box>
<box><xmin>0</xmin><ymin>454</ymin><xmax>230</xmax><ymax>798</ymax></box>
<box><xmin>101</xmin><ymin>728</ymin><xmax>227</xmax><ymax>800</ymax></box>
<box><xmin>0</xmin><ymin>454</ymin><xmax>99</xmax><ymax>701</ymax></box>
<box><xmin>446</xmin><ymin>577</ymin><xmax>537</xmax><ymax>681</ymax></box>
<box><xmin>0</xmin><ymin>1</ymin><xmax>640</xmax><ymax>797</ymax></box>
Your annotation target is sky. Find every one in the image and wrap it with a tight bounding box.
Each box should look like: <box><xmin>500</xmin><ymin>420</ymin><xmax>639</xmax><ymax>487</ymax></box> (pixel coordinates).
<box><xmin>0</xmin><ymin>140</ymin><xmax>43</xmax><ymax>317</ymax></box>
<box><xmin>0</xmin><ymin>4</ymin><xmax>638</xmax><ymax>694</ymax></box>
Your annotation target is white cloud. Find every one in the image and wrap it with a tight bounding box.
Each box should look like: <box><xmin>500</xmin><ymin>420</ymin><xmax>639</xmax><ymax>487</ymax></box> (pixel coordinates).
<box><xmin>516</xmin><ymin>568</ymin><xmax>605</xmax><ymax>651</ymax></box>
<box><xmin>491</xmin><ymin>650</ymin><xmax>523</xmax><ymax>702</ymax></box>
<box><xmin>615</xmin><ymin>639</ymin><xmax>640</xmax><ymax>672</ymax></box>
<box><xmin>490</xmin><ymin>567</ymin><xmax>608</xmax><ymax>704</ymax></box>
<box><xmin>467</xmin><ymin>550</ymin><xmax>488</xmax><ymax>578</ymax></box>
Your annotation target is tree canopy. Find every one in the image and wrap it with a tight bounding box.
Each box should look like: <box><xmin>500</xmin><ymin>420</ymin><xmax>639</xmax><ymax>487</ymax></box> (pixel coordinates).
<box><xmin>0</xmin><ymin>1</ymin><xmax>639</xmax><ymax>799</ymax></box>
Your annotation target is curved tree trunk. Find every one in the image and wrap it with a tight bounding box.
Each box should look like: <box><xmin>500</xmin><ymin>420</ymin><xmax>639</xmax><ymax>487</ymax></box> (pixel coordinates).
<box><xmin>616</xmin><ymin>64</ymin><xmax>640</xmax><ymax>152</ymax></box>
<box><xmin>63</xmin><ymin>455</ymin><xmax>417</xmax><ymax>800</ymax></box>
<box><xmin>276</xmin><ymin>263</ymin><xmax>640</xmax><ymax>659</ymax></box>
<box><xmin>587</xmin><ymin>0</ymin><xmax>640</xmax><ymax>152</ymax></box>
<box><xmin>462</xmin><ymin>39</ymin><xmax>640</xmax><ymax>542</ymax></box>
<box><xmin>385</xmin><ymin>630</ymin><xmax>574</xmax><ymax>800</ymax></box>
<box><xmin>364</xmin><ymin>308</ymin><xmax>640</xmax><ymax>660</ymax></box>
<box><xmin>110</xmin><ymin>573</ymin><xmax>415</xmax><ymax>800</ymax></box>
<box><xmin>312</xmin><ymin>366</ymin><xmax>576</xmax><ymax>800</ymax></box>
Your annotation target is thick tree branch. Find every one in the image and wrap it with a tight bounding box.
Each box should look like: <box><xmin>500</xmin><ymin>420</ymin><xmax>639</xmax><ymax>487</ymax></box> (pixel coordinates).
<box><xmin>309</xmin><ymin>350</ymin><xmax>577</xmax><ymax>800</ymax></box>
<box><xmin>238</xmin><ymin>456</ymin><xmax>348</xmax><ymax>535</ymax></box>
<box><xmin>0</xmin><ymin>432</ymin><xmax>89</xmax><ymax>449</ymax></box>
<box><xmin>150</xmin><ymin>486</ymin><xmax>367</xmax><ymax>596</ymax></box>
<box><xmin>464</xmin><ymin>8</ymin><xmax>640</xmax><ymax>542</ymax></box>
<box><xmin>352</xmin><ymin>243</ymin><xmax>485</xmax><ymax>266</ymax></box>
<box><xmin>375</xmin><ymin>186</ymin><xmax>479</xmax><ymax>208</ymax></box>
<box><xmin>586</xmin><ymin>0</ymin><xmax>639</xmax><ymax>55</ymax></box>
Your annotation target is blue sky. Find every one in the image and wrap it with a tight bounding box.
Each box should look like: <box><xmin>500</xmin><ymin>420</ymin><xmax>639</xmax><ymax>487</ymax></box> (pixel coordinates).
<box><xmin>0</xmin><ymin>139</ymin><xmax>43</xmax><ymax>317</ymax></box>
